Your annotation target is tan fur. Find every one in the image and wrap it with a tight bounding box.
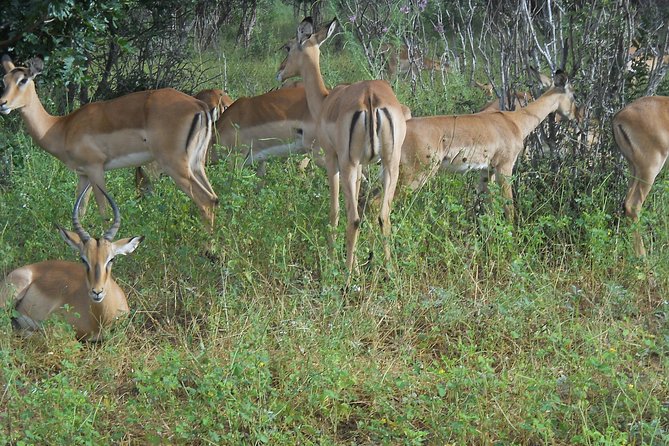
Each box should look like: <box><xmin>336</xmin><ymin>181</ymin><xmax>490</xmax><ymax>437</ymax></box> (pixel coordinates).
<box><xmin>194</xmin><ymin>88</ymin><xmax>234</xmax><ymax>122</ymax></box>
<box><xmin>214</xmin><ymin>86</ymin><xmax>317</xmax><ymax>165</ymax></box>
<box><xmin>278</xmin><ymin>18</ymin><xmax>407</xmax><ymax>273</ymax></box>
<box><xmin>381</xmin><ymin>43</ymin><xmax>448</xmax><ymax>77</ymax></box>
<box><xmin>399</xmin><ymin>72</ymin><xmax>578</xmax><ymax>221</ymax></box>
<box><xmin>612</xmin><ymin>96</ymin><xmax>669</xmax><ymax>256</ymax></box>
<box><xmin>0</xmin><ymin>56</ymin><xmax>218</xmax><ymax>231</ymax></box>
<box><xmin>1</xmin><ymin>261</ymin><xmax>128</xmax><ymax>340</ymax></box>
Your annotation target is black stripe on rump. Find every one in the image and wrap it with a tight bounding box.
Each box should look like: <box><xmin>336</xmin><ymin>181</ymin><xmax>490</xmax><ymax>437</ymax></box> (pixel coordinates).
<box><xmin>185</xmin><ymin>112</ymin><xmax>201</xmax><ymax>152</ymax></box>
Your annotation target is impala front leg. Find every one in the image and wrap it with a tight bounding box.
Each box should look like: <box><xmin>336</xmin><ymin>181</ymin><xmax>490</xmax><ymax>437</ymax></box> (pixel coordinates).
<box><xmin>495</xmin><ymin>165</ymin><xmax>515</xmax><ymax>223</ymax></box>
<box><xmin>75</xmin><ymin>175</ymin><xmax>94</xmax><ymax>218</ymax></box>
<box><xmin>326</xmin><ymin>155</ymin><xmax>340</xmax><ymax>255</ymax></box>
<box><xmin>79</xmin><ymin>167</ymin><xmax>108</xmax><ymax>218</ymax></box>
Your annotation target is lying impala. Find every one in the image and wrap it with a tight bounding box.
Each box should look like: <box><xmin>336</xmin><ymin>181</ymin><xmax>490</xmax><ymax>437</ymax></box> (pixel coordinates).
<box><xmin>0</xmin><ymin>55</ymin><xmax>218</xmax><ymax>230</ymax></box>
<box><xmin>612</xmin><ymin>96</ymin><xmax>669</xmax><ymax>256</ymax></box>
<box><xmin>277</xmin><ymin>17</ymin><xmax>407</xmax><ymax>273</ymax></box>
<box><xmin>0</xmin><ymin>184</ymin><xmax>142</xmax><ymax>341</ymax></box>
<box><xmin>399</xmin><ymin>70</ymin><xmax>578</xmax><ymax>221</ymax></box>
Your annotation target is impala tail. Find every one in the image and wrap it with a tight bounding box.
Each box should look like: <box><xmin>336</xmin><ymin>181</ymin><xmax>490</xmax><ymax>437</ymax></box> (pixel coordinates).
<box><xmin>186</xmin><ymin>105</ymin><xmax>213</xmax><ymax>172</ymax></box>
<box><xmin>349</xmin><ymin>93</ymin><xmax>398</xmax><ymax>164</ymax></box>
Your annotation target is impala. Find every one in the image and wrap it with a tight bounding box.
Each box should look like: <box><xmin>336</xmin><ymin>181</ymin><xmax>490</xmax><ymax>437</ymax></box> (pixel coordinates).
<box><xmin>381</xmin><ymin>43</ymin><xmax>447</xmax><ymax>78</ymax></box>
<box><xmin>612</xmin><ymin>96</ymin><xmax>669</xmax><ymax>256</ymax></box>
<box><xmin>277</xmin><ymin>18</ymin><xmax>407</xmax><ymax>273</ymax></box>
<box><xmin>626</xmin><ymin>45</ymin><xmax>669</xmax><ymax>73</ymax></box>
<box><xmin>213</xmin><ymin>85</ymin><xmax>317</xmax><ymax>166</ymax></box>
<box><xmin>194</xmin><ymin>88</ymin><xmax>234</xmax><ymax>122</ymax></box>
<box><xmin>0</xmin><ymin>55</ymin><xmax>218</xmax><ymax>230</ymax></box>
<box><xmin>398</xmin><ymin>70</ymin><xmax>578</xmax><ymax>221</ymax></box>
<box><xmin>0</xmin><ymin>184</ymin><xmax>142</xmax><ymax>341</ymax></box>
<box><xmin>134</xmin><ymin>88</ymin><xmax>234</xmax><ymax>194</ymax></box>
<box><xmin>476</xmin><ymin>69</ymin><xmax>552</xmax><ymax>113</ymax></box>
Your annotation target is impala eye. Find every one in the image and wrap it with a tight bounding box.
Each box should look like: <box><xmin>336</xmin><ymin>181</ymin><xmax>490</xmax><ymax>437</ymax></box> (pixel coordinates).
<box><xmin>80</xmin><ymin>257</ymin><xmax>90</xmax><ymax>270</ymax></box>
<box><xmin>18</xmin><ymin>78</ymin><xmax>28</xmax><ymax>86</ymax></box>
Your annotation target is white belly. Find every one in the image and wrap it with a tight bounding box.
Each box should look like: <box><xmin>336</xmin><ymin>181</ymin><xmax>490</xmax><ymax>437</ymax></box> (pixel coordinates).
<box><xmin>105</xmin><ymin>151</ymin><xmax>154</xmax><ymax>169</ymax></box>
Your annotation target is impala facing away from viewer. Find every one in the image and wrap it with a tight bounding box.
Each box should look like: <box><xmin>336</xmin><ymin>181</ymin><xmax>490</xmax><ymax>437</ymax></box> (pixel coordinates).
<box><xmin>277</xmin><ymin>18</ymin><xmax>407</xmax><ymax>273</ymax></box>
<box><xmin>399</xmin><ymin>70</ymin><xmax>578</xmax><ymax>221</ymax></box>
<box><xmin>0</xmin><ymin>184</ymin><xmax>142</xmax><ymax>341</ymax></box>
<box><xmin>612</xmin><ymin>96</ymin><xmax>669</xmax><ymax>256</ymax></box>
<box><xmin>0</xmin><ymin>55</ymin><xmax>218</xmax><ymax>230</ymax></box>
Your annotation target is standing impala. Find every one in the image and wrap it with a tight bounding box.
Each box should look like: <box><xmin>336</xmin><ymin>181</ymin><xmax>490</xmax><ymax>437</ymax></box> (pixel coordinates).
<box><xmin>612</xmin><ymin>96</ymin><xmax>669</xmax><ymax>256</ymax></box>
<box><xmin>0</xmin><ymin>184</ymin><xmax>142</xmax><ymax>341</ymax></box>
<box><xmin>399</xmin><ymin>70</ymin><xmax>578</xmax><ymax>221</ymax></box>
<box><xmin>277</xmin><ymin>18</ymin><xmax>407</xmax><ymax>273</ymax></box>
<box><xmin>0</xmin><ymin>55</ymin><xmax>218</xmax><ymax>230</ymax></box>
<box><xmin>213</xmin><ymin>85</ymin><xmax>317</xmax><ymax>166</ymax></box>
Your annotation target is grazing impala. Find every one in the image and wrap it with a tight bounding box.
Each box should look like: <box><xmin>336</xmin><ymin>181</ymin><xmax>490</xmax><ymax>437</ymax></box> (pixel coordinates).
<box><xmin>399</xmin><ymin>70</ymin><xmax>578</xmax><ymax>221</ymax></box>
<box><xmin>277</xmin><ymin>18</ymin><xmax>407</xmax><ymax>273</ymax></box>
<box><xmin>612</xmin><ymin>96</ymin><xmax>669</xmax><ymax>256</ymax></box>
<box><xmin>194</xmin><ymin>88</ymin><xmax>234</xmax><ymax>122</ymax></box>
<box><xmin>0</xmin><ymin>184</ymin><xmax>142</xmax><ymax>341</ymax></box>
<box><xmin>213</xmin><ymin>86</ymin><xmax>317</xmax><ymax>165</ymax></box>
<box><xmin>134</xmin><ymin>88</ymin><xmax>234</xmax><ymax>193</ymax></box>
<box><xmin>0</xmin><ymin>55</ymin><xmax>218</xmax><ymax>230</ymax></box>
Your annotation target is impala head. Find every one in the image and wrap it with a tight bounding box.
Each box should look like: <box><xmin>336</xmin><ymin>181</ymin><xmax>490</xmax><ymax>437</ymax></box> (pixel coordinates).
<box><xmin>276</xmin><ymin>17</ymin><xmax>337</xmax><ymax>82</ymax></box>
<box><xmin>549</xmin><ymin>70</ymin><xmax>578</xmax><ymax>121</ymax></box>
<box><xmin>1</xmin><ymin>55</ymin><xmax>43</xmax><ymax>115</ymax></box>
<box><xmin>58</xmin><ymin>184</ymin><xmax>143</xmax><ymax>303</ymax></box>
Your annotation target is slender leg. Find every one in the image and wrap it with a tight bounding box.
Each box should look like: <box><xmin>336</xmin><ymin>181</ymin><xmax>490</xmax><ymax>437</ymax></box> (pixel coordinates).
<box><xmin>379</xmin><ymin>159</ymin><xmax>400</xmax><ymax>265</ymax></box>
<box><xmin>624</xmin><ymin>163</ymin><xmax>662</xmax><ymax>256</ymax></box>
<box><xmin>326</xmin><ymin>154</ymin><xmax>340</xmax><ymax>255</ymax></box>
<box><xmin>341</xmin><ymin>163</ymin><xmax>362</xmax><ymax>273</ymax></box>
<box><xmin>495</xmin><ymin>165</ymin><xmax>515</xmax><ymax>223</ymax></box>
<box><xmin>75</xmin><ymin>175</ymin><xmax>96</xmax><ymax>218</ymax></box>
<box><xmin>81</xmin><ymin>167</ymin><xmax>108</xmax><ymax>219</ymax></box>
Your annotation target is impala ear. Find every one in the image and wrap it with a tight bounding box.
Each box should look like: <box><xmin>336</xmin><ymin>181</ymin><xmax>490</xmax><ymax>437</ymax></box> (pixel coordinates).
<box><xmin>27</xmin><ymin>57</ymin><xmax>44</xmax><ymax>78</ymax></box>
<box><xmin>553</xmin><ymin>69</ymin><xmax>569</xmax><ymax>88</ymax></box>
<box><xmin>57</xmin><ymin>225</ymin><xmax>83</xmax><ymax>252</ymax></box>
<box><xmin>1</xmin><ymin>55</ymin><xmax>15</xmax><ymax>73</ymax></box>
<box><xmin>113</xmin><ymin>236</ymin><xmax>144</xmax><ymax>257</ymax></box>
<box><xmin>297</xmin><ymin>17</ymin><xmax>315</xmax><ymax>44</ymax></box>
<box><xmin>316</xmin><ymin>18</ymin><xmax>337</xmax><ymax>45</ymax></box>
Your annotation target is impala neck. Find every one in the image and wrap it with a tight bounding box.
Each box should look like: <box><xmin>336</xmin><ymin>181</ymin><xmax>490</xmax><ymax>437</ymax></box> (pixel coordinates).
<box><xmin>18</xmin><ymin>85</ymin><xmax>63</xmax><ymax>152</ymax></box>
<box><xmin>300</xmin><ymin>48</ymin><xmax>329</xmax><ymax>119</ymax></box>
<box><xmin>513</xmin><ymin>90</ymin><xmax>562</xmax><ymax>138</ymax></box>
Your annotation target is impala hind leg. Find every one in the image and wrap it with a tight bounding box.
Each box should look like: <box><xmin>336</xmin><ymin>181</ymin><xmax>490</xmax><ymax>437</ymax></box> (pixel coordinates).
<box><xmin>379</xmin><ymin>163</ymin><xmax>399</xmax><ymax>266</ymax></box>
<box><xmin>624</xmin><ymin>163</ymin><xmax>663</xmax><ymax>256</ymax></box>
<box><xmin>163</xmin><ymin>164</ymin><xmax>218</xmax><ymax>232</ymax></box>
<box><xmin>342</xmin><ymin>163</ymin><xmax>362</xmax><ymax>273</ymax></box>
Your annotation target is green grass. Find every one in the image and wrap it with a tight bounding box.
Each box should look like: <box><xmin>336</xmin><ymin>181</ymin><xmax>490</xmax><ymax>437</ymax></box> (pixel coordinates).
<box><xmin>0</xmin><ymin>132</ymin><xmax>667</xmax><ymax>444</ymax></box>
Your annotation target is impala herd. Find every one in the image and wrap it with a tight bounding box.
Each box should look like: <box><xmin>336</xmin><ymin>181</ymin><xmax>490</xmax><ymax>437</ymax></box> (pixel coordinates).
<box><xmin>0</xmin><ymin>17</ymin><xmax>667</xmax><ymax>339</ymax></box>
